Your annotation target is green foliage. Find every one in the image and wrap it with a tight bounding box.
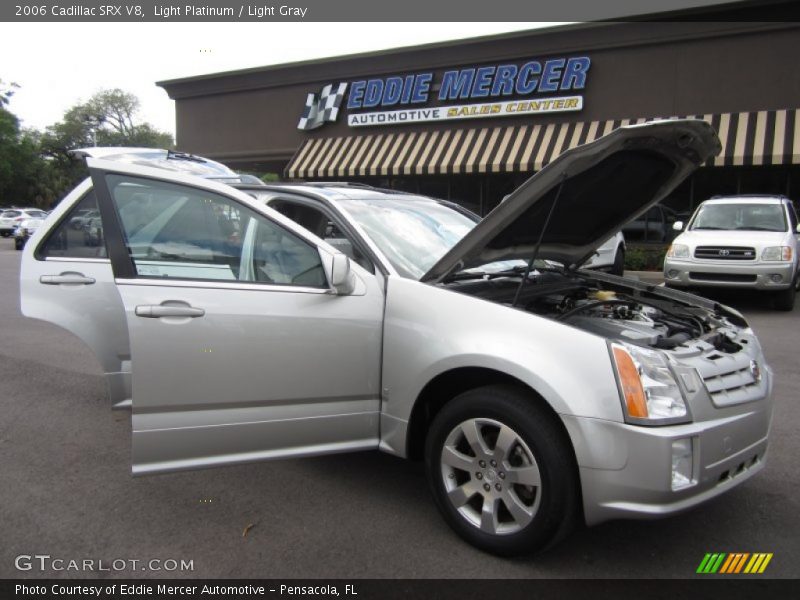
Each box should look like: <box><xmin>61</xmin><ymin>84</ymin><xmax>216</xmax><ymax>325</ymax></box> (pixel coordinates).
<box><xmin>0</xmin><ymin>84</ymin><xmax>174</xmax><ymax>207</ymax></box>
<box><xmin>624</xmin><ymin>246</ymin><xmax>667</xmax><ymax>271</ymax></box>
<box><xmin>259</xmin><ymin>173</ymin><xmax>280</xmax><ymax>182</ymax></box>
<box><xmin>0</xmin><ymin>79</ymin><xmax>19</xmax><ymax>106</ymax></box>
<box><xmin>0</xmin><ymin>106</ymin><xmax>56</xmax><ymax>207</ymax></box>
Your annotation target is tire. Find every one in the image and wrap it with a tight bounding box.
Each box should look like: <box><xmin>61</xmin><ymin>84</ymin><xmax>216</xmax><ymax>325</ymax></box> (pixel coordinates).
<box><xmin>424</xmin><ymin>384</ymin><xmax>579</xmax><ymax>556</ymax></box>
<box><xmin>610</xmin><ymin>246</ymin><xmax>625</xmax><ymax>276</ymax></box>
<box><xmin>773</xmin><ymin>279</ymin><xmax>796</xmax><ymax>311</ymax></box>
<box><xmin>14</xmin><ymin>238</ymin><xmax>23</xmax><ymax>250</ymax></box>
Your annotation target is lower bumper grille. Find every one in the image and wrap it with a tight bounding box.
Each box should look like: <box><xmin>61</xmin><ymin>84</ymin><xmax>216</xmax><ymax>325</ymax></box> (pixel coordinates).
<box><xmin>689</xmin><ymin>272</ymin><xmax>757</xmax><ymax>283</ymax></box>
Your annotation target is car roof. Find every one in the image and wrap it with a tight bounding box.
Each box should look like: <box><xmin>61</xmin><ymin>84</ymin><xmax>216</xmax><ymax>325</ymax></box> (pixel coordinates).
<box><xmin>70</xmin><ymin>147</ymin><xmax>265</xmax><ymax>185</ymax></box>
<box><xmin>243</xmin><ymin>181</ymin><xmax>415</xmax><ymax>200</ymax></box>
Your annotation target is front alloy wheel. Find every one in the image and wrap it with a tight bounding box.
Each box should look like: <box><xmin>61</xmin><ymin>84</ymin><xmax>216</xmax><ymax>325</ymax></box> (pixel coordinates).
<box><xmin>441</xmin><ymin>418</ymin><xmax>541</xmax><ymax>535</ymax></box>
<box><xmin>425</xmin><ymin>385</ymin><xmax>579</xmax><ymax>556</ymax></box>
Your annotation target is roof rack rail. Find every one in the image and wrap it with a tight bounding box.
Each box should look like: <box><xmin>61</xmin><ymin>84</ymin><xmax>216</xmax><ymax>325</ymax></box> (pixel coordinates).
<box><xmin>279</xmin><ymin>181</ymin><xmax>377</xmax><ymax>189</ymax></box>
<box><xmin>710</xmin><ymin>193</ymin><xmax>788</xmax><ymax>199</ymax></box>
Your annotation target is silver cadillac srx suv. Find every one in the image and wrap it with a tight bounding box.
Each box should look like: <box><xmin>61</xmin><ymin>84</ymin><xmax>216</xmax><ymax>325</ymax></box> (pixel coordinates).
<box><xmin>19</xmin><ymin>120</ymin><xmax>773</xmax><ymax>556</ymax></box>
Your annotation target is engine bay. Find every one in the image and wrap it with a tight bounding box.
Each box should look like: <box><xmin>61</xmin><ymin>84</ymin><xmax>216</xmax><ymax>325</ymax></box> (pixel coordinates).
<box><xmin>446</xmin><ymin>268</ymin><xmax>746</xmax><ymax>353</ymax></box>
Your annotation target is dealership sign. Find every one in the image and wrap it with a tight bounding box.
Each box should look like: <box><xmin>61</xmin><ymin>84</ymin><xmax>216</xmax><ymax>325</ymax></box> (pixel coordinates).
<box><xmin>297</xmin><ymin>56</ymin><xmax>590</xmax><ymax>130</ymax></box>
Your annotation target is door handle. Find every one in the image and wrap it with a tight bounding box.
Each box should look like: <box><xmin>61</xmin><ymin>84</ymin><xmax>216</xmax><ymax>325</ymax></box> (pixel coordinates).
<box><xmin>40</xmin><ymin>273</ymin><xmax>96</xmax><ymax>285</ymax></box>
<box><xmin>135</xmin><ymin>304</ymin><xmax>205</xmax><ymax>318</ymax></box>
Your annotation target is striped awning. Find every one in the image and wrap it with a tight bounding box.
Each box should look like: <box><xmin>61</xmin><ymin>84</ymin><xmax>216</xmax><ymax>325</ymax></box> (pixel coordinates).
<box><xmin>285</xmin><ymin>109</ymin><xmax>800</xmax><ymax>179</ymax></box>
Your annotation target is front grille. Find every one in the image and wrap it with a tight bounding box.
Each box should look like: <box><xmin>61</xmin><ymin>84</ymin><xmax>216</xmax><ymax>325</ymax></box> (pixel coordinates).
<box><xmin>700</xmin><ymin>359</ymin><xmax>762</xmax><ymax>407</ymax></box>
<box><xmin>694</xmin><ymin>246</ymin><xmax>757</xmax><ymax>260</ymax></box>
<box><xmin>689</xmin><ymin>272</ymin><xmax>757</xmax><ymax>283</ymax></box>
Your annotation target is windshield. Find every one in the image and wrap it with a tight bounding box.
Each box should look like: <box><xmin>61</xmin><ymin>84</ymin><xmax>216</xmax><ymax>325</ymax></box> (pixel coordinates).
<box><xmin>337</xmin><ymin>196</ymin><xmax>476</xmax><ymax>278</ymax></box>
<box><xmin>338</xmin><ymin>196</ymin><xmax>531</xmax><ymax>279</ymax></box>
<box><xmin>690</xmin><ymin>203</ymin><xmax>787</xmax><ymax>232</ymax></box>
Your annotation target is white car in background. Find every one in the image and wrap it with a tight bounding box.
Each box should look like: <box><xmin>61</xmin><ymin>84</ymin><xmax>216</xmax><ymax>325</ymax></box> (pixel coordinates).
<box><xmin>0</xmin><ymin>208</ymin><xmax>47</xmax><ymax>237</ymax></box>
<box><xmin>582</xmin><ymin>231</ymin><xmax>626</xmax><ymax>275</ymax></box>
<box><xmin>664</xmin><ymin>195</ymin><xmax>800</xmax><ymax>310</ymax></box>
<box><xmin>13</xmin><ymin>218</ymin><xmax>45</xmax><ymax>250</ymax></box>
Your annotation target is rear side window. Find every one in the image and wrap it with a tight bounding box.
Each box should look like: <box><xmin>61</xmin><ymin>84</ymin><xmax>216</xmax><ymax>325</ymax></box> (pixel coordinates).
<box><xmin>37</xmin><ymin>191</ymin><xmax>107</xmax><ymax>259</ymax></box>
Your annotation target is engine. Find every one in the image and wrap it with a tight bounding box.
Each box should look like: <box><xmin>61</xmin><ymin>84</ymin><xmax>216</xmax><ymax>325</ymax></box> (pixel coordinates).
<box><xmin>448</xmin><ymin>269</ymin><xmax>745</xmax><ymax>353</ymax></box>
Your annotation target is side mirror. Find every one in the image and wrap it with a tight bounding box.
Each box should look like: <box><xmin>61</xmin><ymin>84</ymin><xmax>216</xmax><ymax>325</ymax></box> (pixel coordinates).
<box><xmin>673</xmin><ymin>221</ymin><xmax>684</xmax><ymax>231</ymax></box>
<box><xmin>795</xmin><ymin>223</ymin><xmax>800</xmax><ymax>234</ymax></box>
<box><xmin>329</xmin><ymin>253</ymin><xmax>356</xmax><ymax>295</ymax></box>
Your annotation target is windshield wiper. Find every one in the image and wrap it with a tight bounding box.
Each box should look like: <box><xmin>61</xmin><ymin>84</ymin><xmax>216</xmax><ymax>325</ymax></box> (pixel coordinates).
<box><xmin>446</xmin><ymin>271</ymin><xmax>488</xmax><ymax>281</ymax></box>
<box><xmin>487</xmin><ymin>264</ymin><xmax>563</xmax><ymax>279</ymax></box>
<box><xmin>734</xmin><ymin>226</ymin><xmax>781</xmax><ymax>231</ymax></box>
<box><xmin>691</xmin><ymin>226</ymin><xmax>726</xmax><ymax>230</ymax></box>
<box><xmin>166</xmin><ymin>149</ymin><xmax>207</xmax><ymax>164</ymax></box>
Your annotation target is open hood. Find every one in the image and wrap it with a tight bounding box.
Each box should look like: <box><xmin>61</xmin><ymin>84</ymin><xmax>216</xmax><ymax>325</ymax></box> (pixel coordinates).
<box><xmin>421</xmin><ymin>119</ymin><xmax>721</xmax><ymax>283</ymax></box>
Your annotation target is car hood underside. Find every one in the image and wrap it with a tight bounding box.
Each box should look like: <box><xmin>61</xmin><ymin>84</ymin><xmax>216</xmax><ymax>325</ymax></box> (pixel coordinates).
<box><xmin>421</xmin><ymin>119</ymin><xmax>721</xmax><ymax>283</ymax></box>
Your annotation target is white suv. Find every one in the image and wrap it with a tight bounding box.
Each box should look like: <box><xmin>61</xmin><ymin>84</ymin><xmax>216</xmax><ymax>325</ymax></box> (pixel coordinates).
<box><xmin>0</xmin><ymin>208</ymin><xmax>48</xmax><ymax>237</ymax></box>
<box><xmin>664</xmin><ymin>195</ymin><xmax>800</xmax><ymax>310</ymax></box>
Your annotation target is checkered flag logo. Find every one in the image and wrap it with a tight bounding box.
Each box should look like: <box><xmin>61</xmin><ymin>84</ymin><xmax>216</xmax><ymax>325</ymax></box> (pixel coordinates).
<box><xmin>297</xmin><ymin>83</ymin><xmax>348</xmax><ymax>130</ymax></box>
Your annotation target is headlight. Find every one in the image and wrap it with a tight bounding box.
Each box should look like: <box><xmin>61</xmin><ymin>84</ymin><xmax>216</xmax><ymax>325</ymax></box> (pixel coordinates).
<box><xmin>610</xmin><ymin>342</ymin><xmax>690</xmax><ymax>425</ymax></box>
<box><xmin>762</xmin><ymin>246</ymin><xmax>792</xmax><ymax>261</ymax></box>
<box><xmin>666</xmin><ymin>244</ymin><xmax>689</xmax><ymax>258</ymax></box>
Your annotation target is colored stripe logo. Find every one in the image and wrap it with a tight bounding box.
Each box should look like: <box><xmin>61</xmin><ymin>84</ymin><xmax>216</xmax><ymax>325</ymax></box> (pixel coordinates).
<box><xmin>697</xmin><ymin>553</ymin><xmax>773</xmax><ymax>574</ymax></box>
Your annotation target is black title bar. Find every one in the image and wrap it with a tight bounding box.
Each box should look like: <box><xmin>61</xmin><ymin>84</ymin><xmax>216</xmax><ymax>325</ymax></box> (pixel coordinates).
<box><xmin>0</xmin><ymin>0</ymin><xmax>777</xmax><ymax>22</ymax></box>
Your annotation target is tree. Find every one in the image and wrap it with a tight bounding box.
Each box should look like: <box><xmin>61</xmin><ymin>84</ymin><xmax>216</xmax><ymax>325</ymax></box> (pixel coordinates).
<box><xmin>0</xmin><ymin>78</ymin><xmax>56</xmax><ymax>206</ymax></box>
<box><xmin>41</xmin><ymin>88</ymin><xmax>173</xmax><ymax>158</ymax></box>
<box><xmin>37</xmin><ymin>88</ymin><xmax>174</xmax><ymax>202</ymax></box>
<box><xmin>0</xmin><ymin>78</ymin><xmax>19</xmax><ymax>106</ymax></box>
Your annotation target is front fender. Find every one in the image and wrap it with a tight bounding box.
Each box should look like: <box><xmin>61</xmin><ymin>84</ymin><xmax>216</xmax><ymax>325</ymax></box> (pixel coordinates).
<box><xmin>380</xmin><ymin>277</ymin><xmax>624</xmax><ymax>456</ymax></box>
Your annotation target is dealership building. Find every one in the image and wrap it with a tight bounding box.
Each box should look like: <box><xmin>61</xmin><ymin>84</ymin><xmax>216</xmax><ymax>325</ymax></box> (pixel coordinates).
<box><xmin>158</xmin><ymin>20</ymin><xmax>800</xmax><ymax>223</ymax></box>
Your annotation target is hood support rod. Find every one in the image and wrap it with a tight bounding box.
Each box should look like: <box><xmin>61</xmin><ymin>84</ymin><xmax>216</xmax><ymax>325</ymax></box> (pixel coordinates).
<box><xmin>511</xmin><ymin>173</ymin><xmax>567</xmax><ymax>308</ymax></box>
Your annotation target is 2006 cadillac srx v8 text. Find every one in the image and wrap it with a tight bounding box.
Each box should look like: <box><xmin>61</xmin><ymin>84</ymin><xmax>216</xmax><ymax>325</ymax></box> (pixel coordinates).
<box><xmin>20</xmin><ymin>121</ymin><xmax>773</xmax><ymax>555</ymax></box>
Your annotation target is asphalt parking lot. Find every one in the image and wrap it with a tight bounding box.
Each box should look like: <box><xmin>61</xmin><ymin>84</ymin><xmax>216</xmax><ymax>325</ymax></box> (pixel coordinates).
<box><xmin>1</xmin><ymin>242</ymin><xmax>798</xmax><ymax>579</ymax></box>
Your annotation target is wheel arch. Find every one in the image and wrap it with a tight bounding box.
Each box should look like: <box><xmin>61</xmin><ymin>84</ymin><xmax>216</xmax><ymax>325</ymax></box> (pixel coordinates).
<box><xmin>405</xmin><ymin>367</ymin><xmax>577</xmax><ymax>467</ymax></box>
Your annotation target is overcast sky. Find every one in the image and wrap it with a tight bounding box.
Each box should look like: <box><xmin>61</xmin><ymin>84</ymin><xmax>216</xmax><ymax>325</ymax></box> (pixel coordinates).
<box><xmin>0</xmin><ymin>23</ymin><xmax>564</xmax><ymax>139</ymax></box>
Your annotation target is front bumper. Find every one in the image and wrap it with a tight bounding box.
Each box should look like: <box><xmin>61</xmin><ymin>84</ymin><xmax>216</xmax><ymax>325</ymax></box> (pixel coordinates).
<box><xmin>663</xmin><ymin>258</ymin><xmax>795</xmax><ymax>290</ymax></box>
<box><xmin>563</xmin><ymin>368</ymin><xmax>773</xmax><ymax>526</ymax></box>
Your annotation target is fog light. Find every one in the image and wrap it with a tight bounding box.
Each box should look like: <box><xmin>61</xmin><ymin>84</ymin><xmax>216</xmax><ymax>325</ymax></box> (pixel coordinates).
<box><xmin>671</xmin><ymin>438</ymin><xmax>695</xmax><ymax>490</ymax></box>
<box><xmin>667</xmin><ymin>270</ymin><xmax>680</xmax><ymax>278</ymax></box>
<box><xmin>770</xmin><ymin>274</ymin><xmax>783</xmax><ymax>283</ymax></box>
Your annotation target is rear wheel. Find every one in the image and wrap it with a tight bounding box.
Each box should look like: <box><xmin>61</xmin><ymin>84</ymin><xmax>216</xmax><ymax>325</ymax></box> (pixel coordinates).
<box><xmin>424</xmin><ymin>385</ymin><xmax>579</xmax><ymax>556</ymax></box>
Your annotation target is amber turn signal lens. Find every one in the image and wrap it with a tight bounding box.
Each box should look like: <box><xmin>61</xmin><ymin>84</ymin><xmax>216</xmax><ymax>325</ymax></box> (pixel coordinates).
<box><xmin>612</xmin><ymin>346</ymin><xmax>649</xmax><ymax>418</ymax></box>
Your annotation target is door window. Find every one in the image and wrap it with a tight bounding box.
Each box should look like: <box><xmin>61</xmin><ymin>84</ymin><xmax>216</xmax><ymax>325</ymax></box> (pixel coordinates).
<box><xmin>37</xmin><ymin>191</ymin><xmax>107</xmax><ymax>259</ymax></box>
<box><xmin>270</xmin><ymin>199</ymin><xmax>373</xmax><ymax>272</ymax></box>
<box><xmin>105</xmin><ymin>175</ymin><xmax>326</xmax><ymax>287</ymax></box>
